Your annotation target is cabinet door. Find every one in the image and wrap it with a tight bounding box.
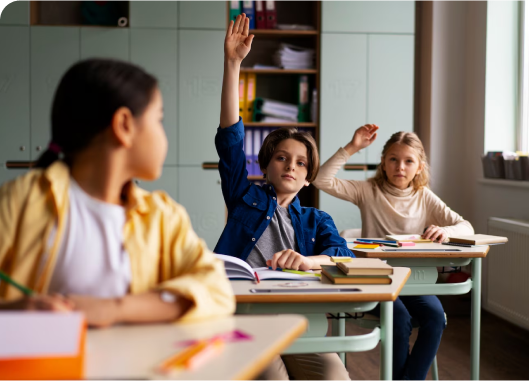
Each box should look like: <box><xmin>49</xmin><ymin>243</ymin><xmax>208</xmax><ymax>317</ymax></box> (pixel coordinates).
<box><xmin>178</xmin><ymin>30</ymin><xmax>224</xmax><ymax>165</ymax></box>
<box><xmin>136</xmin><ymin>166</ymin><xmax>177</xmax><ymax>201</ymax></box>
<box><xmin>0</xmin><ymin>26</ymin><xmax>30</xmax><ymax>162</ymax></box>
<box><xmin>0</xmin><ymin>1</ymin><xmax>29</xmax><ymax>25</ymax></box>
<box><xmin>178</xmin><ymin>167</ymin><xmax>225</xmax><ymax>250</ymax></box>
<box><xmin>318</xmin><ymin>170</ymin><xmax>366</xmax><ymax>233</ymax></box>
<box><xmin>31</xmin><ymin>27</ymin><xmax>80</xmax><ymax>159</ymax></box>
<box><xmin>366</xmin><ymin>35</ymin><xmax>414</xmax><ymax>163</ymax></box>
<box><xmin>320</xmin><ymin>34</ymin><xmax>367</xmax><ymax>165</ymax></box>
<box><xmin>130</xmin><ymin>29</ymin><xmax>178</xmax><ymax>165</ymax></box>
<box><xmin>130</xmin><ymin>1</ymin><xmax>178</xmax><ymax>29</ymax></box>
<box><xmin>0</xmin><ymin>167</ymin><xmax>27</xmax><ymax>187</ymax></box>
<box><xmin>322</xmin><ymin>1</ymin><xmax>415</xmax><ymax>34</ymax></box>
<box><xmin>81</xmin><ymin>28</ymin><xmax>129</xmax><ymax>61</ymax></box>
<box><xmin>179</xmin><ymin>2</ymin><xmax>226</xmax><ymax>30</ymax></box>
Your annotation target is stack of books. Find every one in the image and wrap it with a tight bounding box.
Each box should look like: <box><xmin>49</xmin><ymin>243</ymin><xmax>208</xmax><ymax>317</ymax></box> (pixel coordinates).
<box><xmin>321</xmin><ymin>259</ymin><xmax>393</xmax><ymax>285</ymax></box>
<box><xmin>273</xmin><ymin>43</ymin><xmax>315</xmax><ymax>69</ymax></box>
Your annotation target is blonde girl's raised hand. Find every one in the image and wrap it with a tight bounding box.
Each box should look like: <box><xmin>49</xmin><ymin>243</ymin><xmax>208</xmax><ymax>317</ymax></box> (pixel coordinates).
<box><xmin>344</xmin><ymin>124</ymin><xmax>379</xmax><ymax>155</ymax></box>
<box><xmin>225</xmin><ymin>14</ymin><xmax>254</xmax><ymax>63</ymax></box>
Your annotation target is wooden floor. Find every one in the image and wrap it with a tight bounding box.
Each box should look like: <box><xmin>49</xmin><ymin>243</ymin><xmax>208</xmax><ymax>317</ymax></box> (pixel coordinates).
<box><xmin>341</xmin><ymin>296</ymin><xmax>529</xmax><ymax>380</ymax></box>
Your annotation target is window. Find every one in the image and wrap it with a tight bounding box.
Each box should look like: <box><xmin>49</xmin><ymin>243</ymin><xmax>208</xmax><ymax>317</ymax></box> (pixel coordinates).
<box><xmin>519</xmin><ymin>1</ymin><xmax>529</xmax><ymax>152</ymax></box>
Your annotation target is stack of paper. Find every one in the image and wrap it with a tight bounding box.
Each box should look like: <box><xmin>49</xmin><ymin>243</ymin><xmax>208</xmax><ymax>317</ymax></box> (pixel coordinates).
<box><xmin>254</xmin><ymin>97</ymin><xmax>298</xmax><ymax>122</ymax></box>
<box><xmin>273</xmin><ymin>43</ymin><xmax>315</xmax><ymax>69</ymax></box>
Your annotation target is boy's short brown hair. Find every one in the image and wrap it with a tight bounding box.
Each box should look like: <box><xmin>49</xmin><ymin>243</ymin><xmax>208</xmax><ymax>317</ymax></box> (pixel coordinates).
<box><xmin>258</xmin><ymin>127</ymin><xmax>320</xmax><ymax>182</ymax></box>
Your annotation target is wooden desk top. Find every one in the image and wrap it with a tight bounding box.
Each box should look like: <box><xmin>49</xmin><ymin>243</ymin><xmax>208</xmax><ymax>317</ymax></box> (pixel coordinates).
<box><xmin>232</xmin><ymin>267</ymin><xmax>410</xmax><ymax>303</ymax></box>
<box><xmin>85</xmin><ymin>315</ymin><xmax>307</xmax><ymax>380</ymax></box>
<box><xmin>349</xmin><ymin>242</ymin><xmax>490</xmax><ymax>258</ymax></box>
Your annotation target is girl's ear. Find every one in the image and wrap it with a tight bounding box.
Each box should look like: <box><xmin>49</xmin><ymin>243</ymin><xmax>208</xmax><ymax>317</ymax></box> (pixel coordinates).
<box><xmin>416</xmin><ymin>160</ymin><xmax>425</xmax><ymax>175</ymax></box>
<box><xmin>111</xmin><ymin>107</ymin><xmax>135</xmax><ymax>148</ymax></box>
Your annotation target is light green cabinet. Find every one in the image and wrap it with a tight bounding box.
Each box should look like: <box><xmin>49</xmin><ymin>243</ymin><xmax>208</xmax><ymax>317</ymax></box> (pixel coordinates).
<box><xmin>320</xmin><ymin>34</ymin><xmax>367</xmax><ymax>165</ymax></box>
<box><xmin>130</xmin><ymin>29</ymin><xmax>178</xmax><ymax>166</ymax></box>
<box><xmin>366</xmin><ymin>34</ymin><xmax>414</xmax><ymax>163</ymax></box>
<box><xmin>179</xmin><ymin>2</ymin><xmax>226</xmax><ymax>30</ymax></box>
<box><xmin>177</xmin><ymin>167</ymin><xmax>225</xmax><ymax>250</ymax></box>
<box><xmin>31</xmin><ymin>27</ymin><xmax>80</xmax><ymax>159</ymax></box>
<box><xmin>81</xmin><ymin>28</ymin><xmax>129</xmax><ymax>61</ymax></box>
<box><xmin>178</xmin><ymin>30</ymin><xmax>224</xmax><ymax>165</ymax></box>
<box><xmin>0</xmin><ymin>26</ymin><xmax>30</xmax><ymax>163</ymax></box>
<box><xmin>130</xmin><ymin>1</ymin><xmax>178</xmax><ymax>29</ymax></box>
<box><xmin>0</xmin><ymin>166</ymin><xmax>27</xmax><ymax>187</ymax></box>
<box><xmin>318</xmin><ymin>170</ymin><xmax>366</xmax><ymax>233</ymax></box>
<box><xmin>0</xmin><ymin>1</ymin><xmax>29</xmax><ymax>25</ymax></box>
<box><xmin>322</xmin><ymin>1</ymin><xmax>415</xmax><ymax>34</ymax></box>
<box><xmin>136</xmin><ymin>166</ymin><xmax>178</xmax><ymax>201</ymax></box>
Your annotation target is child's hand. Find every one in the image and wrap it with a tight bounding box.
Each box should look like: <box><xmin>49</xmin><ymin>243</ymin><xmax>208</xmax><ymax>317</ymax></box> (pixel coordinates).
<box><xmin>267</xmin><ymin>249</ymin><xmax>315</xmax><ymax>271</ymax></box>
<box><xmin>68</xmin><ymin>295</ymin><xmax>120</xmax><ymax>328</ymax></box>
<box><xmin>0</xmin><ymin>294</ymin><xmax>74</xmax><ymax>311</ymax></box>
<box><xmin>344</xmin><ymin>124</ymin><xmax>379</xmax><ymax>155</ymax></box>
<box><xmin>422</xmin><ymin>225</ymin><xmax>448</xmax><ymax>243</ymax></box>
<box><xmin>225</xmin><ymin>13</ymin><xmax>254</xmax><ymax>63</ymax></box>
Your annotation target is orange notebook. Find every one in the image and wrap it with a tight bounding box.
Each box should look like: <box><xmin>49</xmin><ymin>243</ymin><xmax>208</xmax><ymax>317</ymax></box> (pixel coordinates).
<box><xmin>0</xmin><ymin>312</ymin><xmax>86</xmax><ymax>380</ymax></box>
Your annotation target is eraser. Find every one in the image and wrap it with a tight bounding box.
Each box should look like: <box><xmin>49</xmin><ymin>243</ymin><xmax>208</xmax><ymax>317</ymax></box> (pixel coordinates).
<box><xmin>398</xmin><ymin>242</ymin><xmax>415</xmax><ymax>247</ymax></box>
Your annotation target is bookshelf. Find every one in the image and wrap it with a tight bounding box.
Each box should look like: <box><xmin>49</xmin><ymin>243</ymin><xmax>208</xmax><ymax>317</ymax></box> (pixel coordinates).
<box><xmin>226</xmin><ymin>1</ymin><xmax>321</xmax><ymax>208</ymax></box>
<box><xmin>30</xmin><ymin>1</ymin><xmax>129</xmax><ymax>27</ymax></box>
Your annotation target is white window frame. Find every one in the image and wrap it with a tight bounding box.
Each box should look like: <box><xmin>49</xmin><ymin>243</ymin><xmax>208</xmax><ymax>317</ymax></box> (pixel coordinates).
<box><xmin>519</xmin><ymin>1</ymin><xmax>529</xmax><ymax>153</ymax></box>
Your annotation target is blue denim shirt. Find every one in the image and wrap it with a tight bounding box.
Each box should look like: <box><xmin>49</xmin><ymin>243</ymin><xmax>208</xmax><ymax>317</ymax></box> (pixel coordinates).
<box><xmin>213</xmin><ymin>118</ymin><xmax>353</xmax><ymax>261</ymax></box>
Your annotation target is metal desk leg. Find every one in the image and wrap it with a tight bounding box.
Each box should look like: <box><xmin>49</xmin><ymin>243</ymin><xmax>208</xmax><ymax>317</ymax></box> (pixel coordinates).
<box><xmin>331</xmin><ymin>313</ymin><xmax>346</xmax><ymax>365</ymax></box>
<box><xmin>471</xmin><ymin>258</ymin><xmax>482</xmax><ymax>380</ymax></box>
<box><xmin>380</xmin><ymin>301</ymin><xmax>393</xmax><ymax>381</ymax></box>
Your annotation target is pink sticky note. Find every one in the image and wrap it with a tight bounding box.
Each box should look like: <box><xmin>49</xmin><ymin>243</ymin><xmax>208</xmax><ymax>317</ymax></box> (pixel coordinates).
<box><xmin>176</xmin><ymin>330</ymin><xmax>253</xmax><ymax>347</ymax></box>
<box><xmin>398</xmin><ymin>242</ymin><xmax>415</xmax><ymax>247</ymax></box>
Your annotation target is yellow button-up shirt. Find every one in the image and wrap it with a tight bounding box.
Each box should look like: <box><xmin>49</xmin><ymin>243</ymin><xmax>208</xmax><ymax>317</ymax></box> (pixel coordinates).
<box><xmin>0</xmin><ymin>161</ymin><xmax>235</xmax><ymax>321</ymax></box>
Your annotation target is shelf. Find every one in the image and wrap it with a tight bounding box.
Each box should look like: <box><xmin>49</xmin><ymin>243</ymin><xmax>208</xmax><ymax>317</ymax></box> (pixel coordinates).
<box><xmin>240</xmin><ymin>68</ymin><xmax>317</xmax><ymax>75</ymax></box>
<box><xmin>249</xmin><ymin>29</ymin><xmax>318</xmax><ymax>37</ymax></box>
<box><xmin>477</xmin><ymin>178</ymin><xmax>529</xmax><ymax>189</ymax></box>
<box><xmin>245</xmin><ymin>122</ymin><xmax>317</xmax><ymax>128</ymax></box>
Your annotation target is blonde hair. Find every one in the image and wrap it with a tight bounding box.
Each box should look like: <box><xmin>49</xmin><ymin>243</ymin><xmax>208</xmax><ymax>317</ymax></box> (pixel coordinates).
<box><xmin>368</xmin><ymin>131</ymin><xmax>430</xmax><ymax>192</ymax></box>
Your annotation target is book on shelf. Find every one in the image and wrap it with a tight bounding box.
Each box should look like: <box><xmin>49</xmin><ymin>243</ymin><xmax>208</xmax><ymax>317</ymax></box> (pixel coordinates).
<box><xmin>336</xmin><ymin>258</ymin><xmax>394</xmax><ymax>276</ymax></box>
<box><xmin>448</xmin><ymin>234</ymin><xmax>508</xmax><ymax>245</ymax></box>
<box><xmin>321</xmin><ymin>265</ymin><xmax>392</xmax><ymax>285</ymax></box>
<box><xmin>385</xmin><ymin>234</ymin><xmax>432</xmax><ymax>243</ymax></box>
<box><xmin>216</xmin><ymin>254</ymin><xmax>320</xmax><ymax>281</ymax></box>
<box><xmin>297</xmin><ymin>75</ymin><xmax>310</xmax><ymax>122</ymax></box>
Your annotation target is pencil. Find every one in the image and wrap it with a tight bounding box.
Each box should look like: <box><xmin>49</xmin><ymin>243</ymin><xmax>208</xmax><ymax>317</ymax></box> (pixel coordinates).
<box><xmin>0</xmin><ymin>270</ymin><xmax>33</xmax><ymax>296</ymax></box>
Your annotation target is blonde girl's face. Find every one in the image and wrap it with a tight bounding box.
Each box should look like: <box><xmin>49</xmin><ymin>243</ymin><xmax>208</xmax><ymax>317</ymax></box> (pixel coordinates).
<box><xmin>129</xmin><ymin>87</ymin><xmax>168</xmax><ymax>181</ymax></box>
<box><xmin>382</xmin><ymin>143</ymin><xmax>424</xmax><ymax>190</ymax></box>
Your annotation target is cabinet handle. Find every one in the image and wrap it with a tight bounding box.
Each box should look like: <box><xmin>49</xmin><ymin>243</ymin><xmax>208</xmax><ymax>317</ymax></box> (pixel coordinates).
<box><xmin>343</xmin><ymin>164</ymin><xmax>379</xmax><ymax>171</ymax></box>
<box><xmin>6</xmin><ymin>161</ymin><xmax>35</xmax><ymax>169</ymax></box>
<box><xmin>36</xmin><ymin>146</ymin><xmax>42</xmax><ymax>152</ymax></box>
<box><xmin>19</xmin><ymin>146</ymin><xmax>25</xmax><ymax>151</ymax></box>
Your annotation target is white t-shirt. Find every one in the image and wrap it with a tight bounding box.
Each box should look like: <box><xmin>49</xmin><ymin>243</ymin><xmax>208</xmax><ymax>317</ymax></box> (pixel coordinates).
<box><xmin>47</xmin><ymin>178</ymin><xmax>131</xmax><ymax>298</ymax></box>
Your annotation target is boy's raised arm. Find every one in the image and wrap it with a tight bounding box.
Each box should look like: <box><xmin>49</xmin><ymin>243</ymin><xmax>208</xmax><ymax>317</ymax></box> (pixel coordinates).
<box><xmin>220</xmin><ymin>14</ymin><xmax>254</xmax><ymax>128</ymax></box>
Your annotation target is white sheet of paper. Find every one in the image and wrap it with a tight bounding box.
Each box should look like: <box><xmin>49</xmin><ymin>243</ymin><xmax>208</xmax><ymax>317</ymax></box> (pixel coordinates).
<box><xmin>0</xmin><ymin>312</ymin><xmax>84</xmax><ymax>359</ymax></box>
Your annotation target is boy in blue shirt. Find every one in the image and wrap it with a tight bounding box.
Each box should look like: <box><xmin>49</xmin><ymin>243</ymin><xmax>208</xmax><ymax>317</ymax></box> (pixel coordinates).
<box><xmin>214</xmin><ymin>14</ymin><xmax>352</xmax><ymax>380</ymax></box>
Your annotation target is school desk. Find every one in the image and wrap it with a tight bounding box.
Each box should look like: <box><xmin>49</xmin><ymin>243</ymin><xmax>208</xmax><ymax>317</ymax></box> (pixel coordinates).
<box><xmin>232</xmin><ymin>267</ymin><xmax>411</xmax><ymax>381</ymax></box>
<box><xmin>349</xmin><ymin>242</ymin><xmax>490</xmax><ymax>380</ymax></box>
<box><xmin>85</xmin><ymin>314</ymin><xmax>307</xmax><ymax>380</ymax></box>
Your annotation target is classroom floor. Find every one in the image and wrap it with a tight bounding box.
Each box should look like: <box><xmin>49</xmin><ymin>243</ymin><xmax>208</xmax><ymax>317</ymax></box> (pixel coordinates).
<box><xmin>341</xmin><ymin>295</ymin><xmax>529</xmax><ymax>380</ymax></box>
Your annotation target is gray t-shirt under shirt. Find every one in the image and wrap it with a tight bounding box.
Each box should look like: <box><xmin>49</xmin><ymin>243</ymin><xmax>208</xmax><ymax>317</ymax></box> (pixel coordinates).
<box><xmin>246</xmin><ymin>205</ymin><xmax>299</xmax><ymax>268</ymax></box>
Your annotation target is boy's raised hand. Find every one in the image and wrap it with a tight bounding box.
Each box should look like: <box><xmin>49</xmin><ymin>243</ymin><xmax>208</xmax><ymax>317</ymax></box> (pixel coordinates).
<box><xmin>344</xmin><ymin>124</ymin><xmax>379</xmax><ymax>155</ymax></box>
<box><xmin>225</xmin><ymin>14</ymin><xmax>254</xmax><ymax>63</ymax></box>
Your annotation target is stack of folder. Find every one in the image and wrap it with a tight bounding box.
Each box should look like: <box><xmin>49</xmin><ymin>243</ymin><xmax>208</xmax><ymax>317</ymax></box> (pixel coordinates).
<box><xmin>273</xmin><ymin>43</ymin><xmax>315</xmax><ymax>69</ymax></box>
<box><xmin>321</xmin><ymin>259</ymin><xmax>393</xmax><ymax>285</ymax></box>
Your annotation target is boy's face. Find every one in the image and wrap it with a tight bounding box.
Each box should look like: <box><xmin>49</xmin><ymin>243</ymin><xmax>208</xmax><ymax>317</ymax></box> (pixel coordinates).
<box><xmin>263</xmin><ymin>138</ymin><xmax>310</xmax><ymax>196</ymax></box>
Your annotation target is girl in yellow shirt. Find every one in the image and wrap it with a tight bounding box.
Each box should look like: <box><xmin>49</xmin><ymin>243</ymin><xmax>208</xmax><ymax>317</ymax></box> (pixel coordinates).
<box><xmin>0</xmin><ymin>59</ymin><xmax>234</xmax><ymax>326</ymax></box>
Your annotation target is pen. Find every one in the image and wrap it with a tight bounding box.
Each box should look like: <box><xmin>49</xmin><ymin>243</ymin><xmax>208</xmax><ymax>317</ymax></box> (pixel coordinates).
<box><xmin>0</xmin><ymin>270</ymin><xmax>33</xmax><ymax>296</ymax></box>
<box><xmin>254</xmin><ymin>271</ymin><xmax>260</xmax><ymax>284</ymax></box>
<box><xmin>442</xmin><ymin>242</ymin><xmax>473</xmax><ymax>248</ymax></box>
<box><xmin>356</xmin><ymin>238</ymin><xmax>397</xmax><ymax>244</ymax></box>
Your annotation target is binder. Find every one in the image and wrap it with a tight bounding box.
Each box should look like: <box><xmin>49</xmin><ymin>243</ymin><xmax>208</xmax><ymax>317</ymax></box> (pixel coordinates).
<box><xmin>239</xmin><ymin>72</ymin><xmax>247</xmax><ymax>122</ymax></box>
<box><xmin>253</xmin><ymin>128</ymin><xmax>262</xmax><ymax>176</ymax></box>
<box><xmin>297</xmin><ymin>75</ymin><xmax>310</xmax><ymax>122</ymax></box>
<box><xmin>229</xmin><ymin>1</ymin><xmax>241</xmax><ymax>23</ymax></box>
<box><xmin>255</xmin><ymin>1</ymin><xmax>266</xmax><ymax>29</ymax></box>
<box><xmin>242</xmin><ymin>1</ymin><xmax>255</xmax><ymax>30</ymax></box>
<box><xmin>262</xmin><ymin>128</ymin><xmax>270</xmax><ymax>144</ymax></box>
<box><xmin>265</xmin><ymin>1</ymin><xmax>277</xmax><ymax>29</ymax></box>
<box><xmin>244</xmin><ymin>128</ymin><xmax>253</xmax><ymax>175</ymax></box>
<box><xmin>246</xmin><ymin>73</ymin><xmax>257</xmax><ymax>123</ymax></box>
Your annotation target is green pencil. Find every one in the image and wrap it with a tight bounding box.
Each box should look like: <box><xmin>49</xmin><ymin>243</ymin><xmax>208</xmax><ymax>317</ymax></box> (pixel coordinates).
<box><xmin>0</xmin><ymin>270</ymin><xmax>34</xmax><ymax>295</ymax></box>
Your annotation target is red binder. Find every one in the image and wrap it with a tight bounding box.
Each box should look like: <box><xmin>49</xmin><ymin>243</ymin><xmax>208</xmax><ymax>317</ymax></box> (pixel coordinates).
<box><xmin>265</xmin><ymin>1</ymin><xmax>277</xmax><ymax>29</ymax></box>
<box><xmin>255</xmin><ymin>1</ymin><xmax>266</xmax><ymax>29</ymax></box>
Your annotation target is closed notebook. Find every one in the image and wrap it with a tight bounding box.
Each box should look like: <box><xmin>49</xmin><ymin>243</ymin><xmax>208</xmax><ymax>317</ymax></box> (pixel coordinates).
<box><xmin>321</xmin><ymin>266</ymin><xmax>392</xmax><ymax>284</ymax></box>
<box><xmin>449</xmin><ymin>234</ymin><xmax>508</xmax><ymax>245</ymax></box>
<box><xmin>336</xmin><ymin>258</ymin><xmax>393</xmax><ymax>276</ymax></box>
<box><xmin>385</xmin><ymin>234</ymin><xmax>432</xmax><ymax>243</ymax></box>
<box><xmin>215</xmin><ymin>254</ymin><xmax>320</xmax><ymax>281</ymax></box>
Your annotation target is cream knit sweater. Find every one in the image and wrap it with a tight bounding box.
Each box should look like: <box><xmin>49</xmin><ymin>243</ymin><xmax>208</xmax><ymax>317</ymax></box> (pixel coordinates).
<box><xmin>312</xmin><ymin>148</ymin><xmax>474</xmax><ymax>239</ymax></box>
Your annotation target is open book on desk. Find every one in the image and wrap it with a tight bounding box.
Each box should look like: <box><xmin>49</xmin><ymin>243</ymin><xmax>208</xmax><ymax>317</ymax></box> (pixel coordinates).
<box><xmin>216</xmin><ymin>254</ymin><xmax>320</xmax><ymax>281</ymax></box>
